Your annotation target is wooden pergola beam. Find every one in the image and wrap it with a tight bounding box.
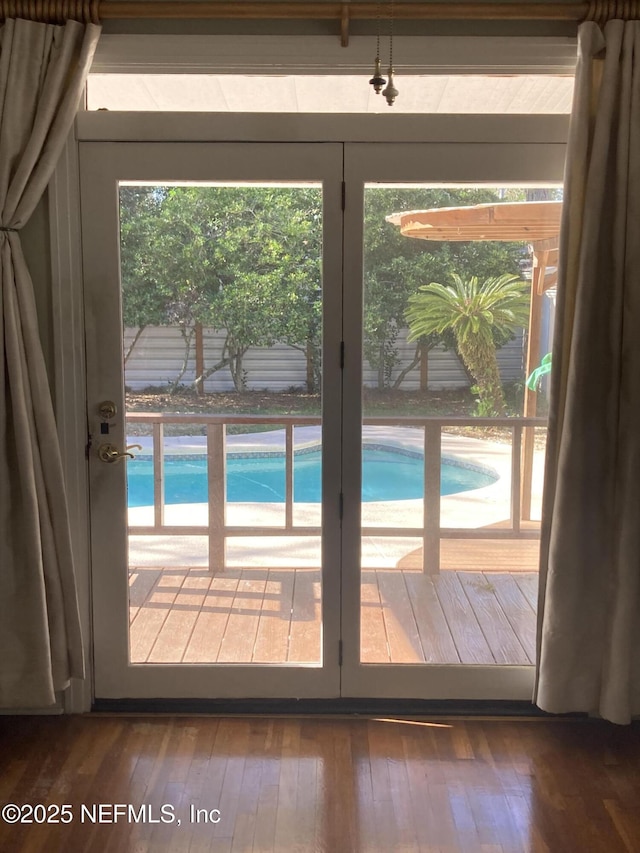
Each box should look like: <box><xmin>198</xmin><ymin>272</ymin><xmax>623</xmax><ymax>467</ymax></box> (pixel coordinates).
<box><xmin>392</xmin><ymin>201</ymin><xmax>563</xmax><ymax>243</ymax></box>
<box><xmin>405</xmin><ymin>227</ymin><xmax>560</xmax><ymax>241</ymax></box>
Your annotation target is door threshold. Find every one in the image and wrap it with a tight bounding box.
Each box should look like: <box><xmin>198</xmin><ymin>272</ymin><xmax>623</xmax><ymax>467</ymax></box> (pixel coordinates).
<box><xmin>92</xmin><ymin>698</ymin><xmax>572</xmax><ymax>718</ymax></box>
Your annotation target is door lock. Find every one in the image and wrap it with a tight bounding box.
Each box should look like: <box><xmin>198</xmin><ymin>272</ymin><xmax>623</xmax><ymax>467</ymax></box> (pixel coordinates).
<box><xmin>98</xmin><ymin>443</ymin><xmax>142</xmax><ymax>464</ymax></box>
<box><xmin>98</xmin><ymin>400</ymin><xmax>117</xmax><ymax>420</ymax></box>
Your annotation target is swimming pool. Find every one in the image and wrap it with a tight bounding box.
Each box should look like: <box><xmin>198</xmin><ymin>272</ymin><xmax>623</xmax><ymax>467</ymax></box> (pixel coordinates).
<box><xmin>126</xmin><ymin>447</ymin><xmax>497</xmax><ymax>507</ymax></box>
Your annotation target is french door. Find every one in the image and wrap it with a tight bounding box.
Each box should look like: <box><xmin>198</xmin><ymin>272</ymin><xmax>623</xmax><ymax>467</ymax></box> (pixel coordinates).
<box><xmin>80</xmin><ymin>130</ymin><xmax>565</xmax><ymax>701</ymax></box>
<box><xmin>81</xmin><ymin>142</ymin><xmax>343</xmax><ymax>698</ymax></box>
<box><xmin>341</xmin><ymin>143</ymin><xmax>563</xmax><ymax>699</ymax></box>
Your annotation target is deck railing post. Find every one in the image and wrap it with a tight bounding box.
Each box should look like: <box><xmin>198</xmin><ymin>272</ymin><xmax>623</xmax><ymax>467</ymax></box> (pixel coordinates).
<box><xmin>511</xmin><ymin>423</ymin><xmax>522</xmax><ymax>535</ymax></box>
<box><xmin>521</xmin><ymin>426</ymin><xmax>535</xmax><ymax>521</ymax></box>
<box><xmin>285</xmin><ymin>423</ymin><xmax>294</xmax><ymax>530</ymax></box>
<box><xmin>208</xmin><ymin>423</ymin><xmax>226</xmax><ymax>573</ymax></box>
<box><xmin>423</xmin><ymin>421</ymin><xmax>441</xmax><ymax>575</ymax></box>
<box><xmin>153</xmin><ymin>421</ymin><xmax>164</xmax><ymax>529</ymax></box>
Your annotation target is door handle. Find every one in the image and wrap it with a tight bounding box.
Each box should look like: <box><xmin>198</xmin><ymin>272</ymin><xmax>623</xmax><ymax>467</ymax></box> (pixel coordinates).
<box><xmin>98</xmin><ymin>443</ymin><xmax>142</xmax><ymax>464</ymax></box>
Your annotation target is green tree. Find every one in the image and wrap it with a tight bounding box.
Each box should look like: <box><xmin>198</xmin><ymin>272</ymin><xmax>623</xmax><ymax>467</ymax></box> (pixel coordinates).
<box><xmin>119</xmin><ymin>187</ymin><xmax>169</xmax><ymax>363</ymax></box>
<box><xmin>120</xmin><ymin>183</ymin><xmax>534</xmax><ymax>397</ymax></box>
<box><xmin>405</xmin><ymin>273</ymin><xmax>530</xmax><ymax>415</ymax></box>
<box><xmin>192</xmin><ymin>186</ymin><xmax>321</xmax><ymax>392</ymax></box>
<box><xmin>363</xmin><ymin>187</ymin><xmax>526</xmax><ymax>389</ymax></box>
<box><xmin>119</xmin><ymin>185</ymin><xmax>323</xmax><ymax>393</ymax></box>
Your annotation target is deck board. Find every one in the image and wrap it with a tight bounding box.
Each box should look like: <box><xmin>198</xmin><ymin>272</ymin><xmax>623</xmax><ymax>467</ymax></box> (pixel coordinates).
<box><xmin>129</xmin><ymin>568</ymin><xmax>161</xmax><ymax>621</ymax></box>
<box><xmin>376</xmin><ymin>571</ymin><xmax>425</xmax><ymax>663</ymax></box>
<box><xmin>489</xmin><ymin>572</ymin><xmax>537</xmax><ymax>663</ymax></box>
<box><xmin>182</xmin><ymin>572</ymin><xmax>239</xmax><ymax>663</ymax></box>
<box><xmin>148</xmin><ymin>570</ymin><xmax>210</xmax><ymax>663</ymax></box>
<box><xmin>457</xmin><ymin>572</ymin><xmax>530</xmax><ymax>665</ymax></box>
<box><xmin>253</xmin><ymin>570</ymin><xmax>295</xmax><ymax>663</ymax></box>
<box><xmin>404</xmin><ymin>571</ymin><xmax>460</xmax><ymax>664</ymax></box>
<box><xmin>129</xmin><ymin>566</ymin><xmax>539</xmax><ymax>667</ymax></box>
<box><xmin>130</xmin><ymin>569</ymin><xmax>186</xmax><ymax>662</ymax></box>
<box><xmin>360</xmin><ymin>571</ymin><xmax>390</xmax><ymax>663</ymax></box>
<box><xmin>288</xmin><ymin>570</ymin><xmax>321</xmax><ymax>663</ymax></box>
<box><xmin>218</xmin><ymin>570</ymin><xmax>268</xmax><ymax>663</ymax></box>
<box><xmin>400</xmin><ymin>536</ymin><xmax>540</xmax><ymax>573</ymax></box>
<box><xmin>432</xmin><ymin>572</ymin><xmax>495</xmax><ymax>665</ymax></box>
<box><xmin>514</xmin><ymin>572</ymin><xmax>539</xmax><ymax>611</ymax></box>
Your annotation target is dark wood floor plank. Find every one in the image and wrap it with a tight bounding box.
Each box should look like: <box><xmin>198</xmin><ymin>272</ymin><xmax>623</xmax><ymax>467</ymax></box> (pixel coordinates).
<box><xmin>252</xmin><ymin>780</ymin><xmax>279</xmax><ymax>853</ymax></box>
<box><xmin>320</xmin><ymin>722</ymin><xmax>357</xmax><ymax>852</ymax></box>
<box><xmin>179</xmin><ymin>721</ymin><xmax>222</xmax><ymax>853</ymax></box>
<box><xmin>272</xmin><ymin>719</ymin><xmax>301</xmax><ymax>850</ymax></box>
<box><xmin>293</xmin><ymin>755</ymin><xmax>321</xmax><ymax>851</ymax></box>
<box><xmin>229</xmin><ymin>755</ymin><xmax>263</xmax><ymax>852</ymax></box>
<box><xmin>214</xmin><ymin>720</ymin><xmax>251</xmax><ymax>842</ymax></box>
<box><xmin>604</xmin><ymin>798</ymin><xmax>640</xmax><ymax>853</ymax></box>
<box><xmin>387</xmin><ymin>750</ymin><xmax>420</xmax><ymax>851</ymax></box>
<box><xmin>445</xmin><ymin>776</ymin><xmax>484</xmax><ymax>851</ymax></box>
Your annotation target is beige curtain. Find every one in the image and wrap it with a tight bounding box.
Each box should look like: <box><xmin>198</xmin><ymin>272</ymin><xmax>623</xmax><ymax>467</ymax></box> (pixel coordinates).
<box><xmin>0</xmin><ymin>17</ymin><xmax>100</xmax><ymax>707</ymax></box>
<box><xmin>535</xmin><ymin>19</ymin><xmax>640</xmax><ymax>725</ymax></box>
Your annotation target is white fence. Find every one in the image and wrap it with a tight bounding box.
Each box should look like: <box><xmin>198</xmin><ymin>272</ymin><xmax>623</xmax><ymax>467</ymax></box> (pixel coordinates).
<box><xmin>123</xmin><ymin>325</ymin><xmax>527</xmax><ymax>393</ymax></box>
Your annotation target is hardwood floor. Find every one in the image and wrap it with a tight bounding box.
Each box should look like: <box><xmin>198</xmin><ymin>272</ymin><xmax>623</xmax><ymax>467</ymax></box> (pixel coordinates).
<box><xmin>130</xmin><ymin>567</ymin><xmax>538</xmax><ymax>666</ymax></box>
<box><xmin>1</xmin><ymin>715</ymin><xmax>640</xmax><ymax>852</ymax></box>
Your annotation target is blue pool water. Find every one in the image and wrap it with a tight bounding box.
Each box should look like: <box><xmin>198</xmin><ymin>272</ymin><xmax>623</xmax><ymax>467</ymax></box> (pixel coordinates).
<box><xmin>126</xmin><ymin>448</ymin><xmax>497</xmax><ymax>507</ymax></box>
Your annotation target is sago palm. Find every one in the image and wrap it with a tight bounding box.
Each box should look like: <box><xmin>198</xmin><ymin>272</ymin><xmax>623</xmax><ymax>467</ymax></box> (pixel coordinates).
<box><xmin>406</xmin><ymin>273</ymin><xmax>530</xmax><ymax>415</ymax></box>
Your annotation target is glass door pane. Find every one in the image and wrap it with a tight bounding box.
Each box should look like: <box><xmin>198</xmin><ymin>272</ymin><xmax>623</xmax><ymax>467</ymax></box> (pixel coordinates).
<box><xmin>122</xmin><ymin>182</ymin><xmax>324</xmax><ymax>666</ymax></box>
<box><xmin>361</xmin><ymin>184</ymin><xmax>559</xmax><ymax>667</ymax></box>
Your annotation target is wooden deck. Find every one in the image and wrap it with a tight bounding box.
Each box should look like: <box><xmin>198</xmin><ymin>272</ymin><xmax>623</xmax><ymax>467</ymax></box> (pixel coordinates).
<box><xmin>129</xmin><ymin>566</ymin><xmax>538</xmax><ymax>666</ymax></box>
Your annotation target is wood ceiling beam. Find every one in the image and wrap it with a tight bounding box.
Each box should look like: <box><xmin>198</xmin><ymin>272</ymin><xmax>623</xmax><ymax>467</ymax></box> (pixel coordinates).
<box><xmin>3</xmin><ymin>0</ymin><xmax>633</xmax><ymax>28</ymax></box>
<box><xmin>98</xmin><ymin>2</ymin><xmax>589</xmax><ymax>23</ymax></box>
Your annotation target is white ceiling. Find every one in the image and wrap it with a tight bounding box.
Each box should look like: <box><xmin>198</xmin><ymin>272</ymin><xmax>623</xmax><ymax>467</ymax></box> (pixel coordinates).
<box><xmin>87</xmin><ymin>73</ymin><xmax>574</xmax><ymax>114</ymax></box>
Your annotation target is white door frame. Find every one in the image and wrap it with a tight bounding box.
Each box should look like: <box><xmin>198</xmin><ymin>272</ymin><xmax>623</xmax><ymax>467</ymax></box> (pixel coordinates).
<box><xmin>53</xmin><ymin>114</ymin><xmax>567</xmax><ymax>708</ymax></box>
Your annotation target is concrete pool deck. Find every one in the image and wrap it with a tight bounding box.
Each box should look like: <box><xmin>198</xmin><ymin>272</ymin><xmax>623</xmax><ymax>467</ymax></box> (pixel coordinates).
<box><xmin>127</xmin><ymin>426</ymin><xmax>545</xmax><ymax>569</ymax></box>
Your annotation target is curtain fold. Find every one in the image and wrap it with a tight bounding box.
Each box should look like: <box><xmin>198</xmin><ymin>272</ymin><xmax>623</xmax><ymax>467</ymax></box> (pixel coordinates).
<box><xmin>535</xmin><ymin>19</ymin><xmax>640</xmax><ymax>725</ymax></box>
<box><xmin>0</xmin><ymin>17</ymin><xmax>100</xmax><ymax>707</ymax></box>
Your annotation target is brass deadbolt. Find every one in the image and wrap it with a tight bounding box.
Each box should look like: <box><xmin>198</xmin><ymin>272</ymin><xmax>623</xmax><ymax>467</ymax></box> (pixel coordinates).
<box><xmin>98</xmin><ymin>400</ymin><xmax>117</xmax><ymax>420</ymax></box>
